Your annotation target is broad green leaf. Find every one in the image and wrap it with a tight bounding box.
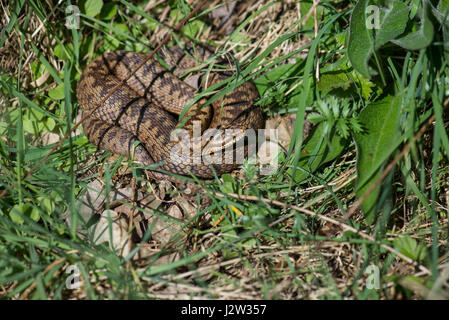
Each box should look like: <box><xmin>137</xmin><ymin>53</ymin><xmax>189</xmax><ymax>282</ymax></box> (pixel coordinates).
<box><xmin>44</xmin><ymin>117</ymin><xmax>56</xmax><ymax>131</ymax></box>
<box><xmin>182</xmin><ymin>19</ymin><xmax>205</xmax><ymax>39</ymax></box>
<box><xmin>317</xmin><ymin>73</ymin><xmax>352</xmax><ymax>92</ymax></box>
<box><xmin>9</xmin><ymin>204</ymin><xmax>25</xmax><ymax>224</ymax></box>
<box><xmin>293</xmin><ymin>122</ymin><xmax>347</xmax><ymax>183</ymax></box>
<box><xmin>394</xmin><ymin>236</ymin><xmax>428</xmax><ymax>262</ymax></box>
<box><xmin>30</xmin><ymin>61</ymin><xmax>45</xmax><ymax>81</ymax></box>
<box><xmin>318</xmin><ymin>56</ymin><xmax>378</xmax><ymax>99</ymax></box>
<box><xmin>100</xmin><ymin>2</ymin><xmax>118</xmax><ymax>20</ymax></box>
<box><xmin>23</xmin><ymin>108</ymin><xmax>45</xmax><ymax>135</ymax></box>
<box><xmin>354</xmin><ymin>95</ymin><xmax>401</xmax><ymax>223</ymax></box>
<box><xmin>23</xmin><ymin>119</ymin><xmax>40</xmax><ymax>135</ymax></box>
<box><xmin>84</xmin><ymin>0</ymin><xmax>103</xmax><ymax>18</ymax></box>
<box><xmin>30</xmin><ymin>207</ymin><xmax>40</xmax><ymax>222</ymax></box>
<box><xmin>347</xmin><ymin>0</ymin><xmax>374</xmax><ymax>78</ymax></box>
<box><xmin>48</xmin><ymin>83</ymin><xmax>65</xmax><ymax>100</ymax></box>
<box><xmin>38</xmin><ymin>196</ymin><xmax>55</xmax><ymax>215</ymax></box>
<box><xmin>54</xmin><ymin>43</ymin><xmax>74</xmax><ymax>61</ymax></box>
<box><xmin>221</xmin><ymin>174</ymin><xmax>237</xmax><ymax>194</ymax></box>
<box><xmin>347</xmin><ymin>0</ymin><xmax>408</xmax><ymax>78</ymax></box>
<box><xmin>391</xmin><ymin>2</ymin><xmax>434</xmax><ymax>50</ymax></box>
<box><xmin>7</xmin><ymin>86</ymin><xmax>61</xmax><ymax>122</ymax></box>
<box><xmin>113</xmin><ymin>23</ymin><xmax>131</xmax><ymax>40</ymax></box>
<box><xmin>9</xmin><ymin>204</ymin><xmax>39</xmax><ymax>224</ymax></box>
<box><xmin>430</xmin><ymin>0</ymin><xmax>449</xmax><ymax>25</ymax></box>
<box><xmin>373</xmin><ymin>1</ymin><xmax>409</xmax><ymax>50</ymax></box>
<box><xmin>254</xmin><ymin>62</ymin><xmax>306</xmax><ymax>109</ymax></box>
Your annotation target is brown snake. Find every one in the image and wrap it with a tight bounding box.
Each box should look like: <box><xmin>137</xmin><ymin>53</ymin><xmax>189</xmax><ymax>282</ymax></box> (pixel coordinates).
<box><xmin>76</xmin><ymin>45</ymin><xmax>264</xmax><ymax>180</ymax></box>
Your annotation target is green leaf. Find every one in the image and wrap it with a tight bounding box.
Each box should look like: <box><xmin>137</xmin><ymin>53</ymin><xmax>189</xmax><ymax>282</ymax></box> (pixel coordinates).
<box><xmin>30</xmin><ymin>61</ymin><xmax>45</xmax><ymax>81</ymax></box>
<box><xmin>347</xmin><ymin>0</ymin><xmax>408</xmax><ymax>78</ymax></box>
<box><xmin>112</xmin><ymin>23</ymin><xmax>131</xmax><ymax>40</ymax></box>
<box><xmin>318</xmin><ymin>57</ymin><xmax>378</xmax><ymax>99</ymax></box>
<box><xmin>254</xmin><ymin>63</ymin><xmax>302</xmax><ymax>96</ymax></box>
<box><xmin>23</xmin><ymin>108</ymin><xmax>45</xmax><ymax>135</ymax></box>
<box><xmin>30</xmin><ymin>207</ymin><xmax>40</xmax><ymax>222</ymax></box>
<box><xmin>181</xmin><ymin>19</ymin><xmax>205</xmax><ymax>39</ymax></box>
<box><xmin>44</xmin><ymin>117</ymin><xmax>56</xmax><ymax>131</ymax></box>
<box><xmin>394</xmin><ymin>236</ymin><xmax>428</xmax><ymax>262</ymax></box>
<box><xmin>24</xmin><ymin>147</ymin><xmax>52</xmax><ymax>162</ymax></box>
<box><xmin>300</xmin><ymin>1</ymin><xmax>325</xmax><ymax>31</ymax></box>
<box><xmin>391</xmin><ymin>2</ymin><xmax>434</xmax><ymax>50</ymax></box>
<box><xmin>100</xmin><ymin>2</ymin><xmax>118</xmax><ymax>20</ymax></box>
<box><xmin>221</xmin><ymin>174</ymin><xmax>237</xmax><ymax>194</ymax></box>
<box><xmin>84</xmin><ymin>0</ymin><xmax>103</xmax><ymax>18</ymax></box>
<box><xmin>53</xmin><ymin>43</ymin><xmax>74</xmax><ymax>61</ymax></box>
<box><xmin>38</xmin><ymin>196</ymin><xmax>55</xmax><ymax>215</ymax></box>
<box><xmin>293</xmin><ymin>122</ymin><xmax>347</xmax><ymax>182</ymax></box>
<box><xmin>354</xmin><ymin>95</ymin><xmax>401</xmax><ymax>223</ymax></box>
<box><xmin>9</xmin><ymin>204</ymin><xmax>25</xmax><ymax>224</ymax></box>
<box><xmin>430</xmin><ymin>0</ymin><xmax>449</xmax><ymax>25</ymax></box>
<box><xmin>318</xmin><ymin>73</ymin><xmax>352</xmax><ymax>92</ymax></box>
<box><xmin>347</xmin><ymin>0</ymin><xmax>375</xmax><ymax>78</ymax></box>
<box><xmin>9</xmin><ymin>204</ymin><xmax>40</xmax><ymax>224</ymax></box>
<box><xmin>373</xmin><ymin>1</ymin><xmax>409</xmax><ymax>50</ymax></box>
<box><xmin>48</xmin><ymin>83</ymin><xmax>65</xmax><ymax>100</ymax></box>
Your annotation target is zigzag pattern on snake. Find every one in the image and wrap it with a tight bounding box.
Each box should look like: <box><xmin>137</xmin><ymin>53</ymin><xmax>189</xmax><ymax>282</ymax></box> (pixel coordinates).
<box><xmin>76</xmin><ymin>45</ymin><xmax>264</xmax><ymax>179</ymax></box>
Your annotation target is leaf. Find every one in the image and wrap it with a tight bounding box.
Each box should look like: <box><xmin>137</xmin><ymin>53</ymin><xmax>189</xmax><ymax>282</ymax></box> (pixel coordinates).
<box><xmin>373</xmin><ymin>1</ymin><xmax>409</xmax><ymax>50</ymax></box>
<box><xmin>53</xmin><ymin>43</ymin><xmax>74</xmax><ymax>61</ymax></box>
<box><xmin>44</xmin><ymin>117</ymin><xmax>56</xmax><ymax>131</ymax></box>
<box><xmin>394</xmin><ymin>236</ymin><xmax>428</xmax><ymax>262</ymax></box>
<box><xmin>48</xmin><ymin>84</ymin><xmax>65</xmax><ymax>100</ymax></box>
<box><xmin>9</xmin><ymin>204</ymin><xmax>25</xmax><ymax>224</ymax></box>
<box><xmin>9</xmin><ymin>204</ymin><xmax>40</xmax><ymax>224</ymax></box>
<box><xmin>354</xmin><ymin>95</ymin><xmax>401</xmax><ymax>223</ymax></box>
<box><xmin>182</xmin><ymin>19</ymin><xmax>205</xmax><ymax>39</ymax></box>
<box><xmin>318</xmin><ymin>56</ymin><xmax>378</xmax><ymax>99</ymax></box>
<box><xmin>347</xmin><ymin>0</ymin><xmax>408</xmax><ymax>78</ymax></box>
<box><xmin>293</xmin><ymin>122</ymin><xmax>347</xmax><ymax>183</ymax></box>
<box><xmin>430</xmin><ymin>0</ymin><xmax>449</xmax><ymax>25</ymax></box>
<box><xmin>317</xmin><ymin>73</ymin><xmax>352</xmax><ymax>92</ymax></box>
<box><xmin>254</xmin><ymin>63</ymin><xmax>302</xmax><ymax>96</ymax></box>
<box><xmin>23</xmin><ymin>108</ymin><xmax>44</xmax><ymax>135</ymax></box>
<box><xmin>100</xmin><ymin>2</ymin><xmax>118</xmax><ymax>20</ymax></box>
<box><xmin>24</xmin><ymin>147</ymin><xmax>52</xmax><ymax>162</ymax></box>
<box><xmin>221</xmin><ymin>174</ymin><xmax>237</xmax><ymax>193</ymax></box>
<box><xmin>300</xmin><ymin>1</ymin><xmax>325</xmax><ymax>31</ymax></box>
<box><xmin>38</xmin><ymin>196</ymin><xmax>55</xmax><ymax>215</ymax></box>
<box><xmin>30</xmin><ymin>61</ymin><xmax>45</xmax><ymax>81</ymax></box>
<box><xmin>347</xmin><ymin>0</ymin><xmax>375</xmax><ymax>78</ymax></box>
<box><xmin>254</xmin><ymin>61</ymin><xmax>306</xmax><ymax>109</ymax></box>
<box><xmin>391</xmin><ymin>2</ymin><xmax>434</xmax><ymax>50</ymax></box>
<box><xmin>83</xmin><ymin>0</ymin><xmax>103</xmax><ymax>18</ymax></box>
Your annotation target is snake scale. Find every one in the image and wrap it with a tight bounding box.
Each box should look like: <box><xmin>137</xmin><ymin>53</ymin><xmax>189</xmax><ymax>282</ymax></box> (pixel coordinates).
<box><xmin>76</xmin><ymin>45</ymin><xmax>264</xmax><ymax>180</ymax></box>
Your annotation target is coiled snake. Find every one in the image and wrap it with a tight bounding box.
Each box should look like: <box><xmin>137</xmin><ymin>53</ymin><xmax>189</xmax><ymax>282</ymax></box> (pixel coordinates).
<box><xmin>76</xmin><ymin>46</ymin><xmax>264</xmax><ymax>180</ymax></box>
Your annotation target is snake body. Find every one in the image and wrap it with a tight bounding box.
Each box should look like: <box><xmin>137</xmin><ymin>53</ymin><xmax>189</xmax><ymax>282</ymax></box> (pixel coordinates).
<box><xmin>76</xmin><ymin>46</ymin><xmax>263</xmax><ymax>179</ymax></box>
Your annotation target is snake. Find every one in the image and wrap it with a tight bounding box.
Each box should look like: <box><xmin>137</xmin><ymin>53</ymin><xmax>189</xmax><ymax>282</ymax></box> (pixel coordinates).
<box><xmin>76</xmin><ymin>45</ymin><xmax>264</xmax><ymax>180</ymax></box>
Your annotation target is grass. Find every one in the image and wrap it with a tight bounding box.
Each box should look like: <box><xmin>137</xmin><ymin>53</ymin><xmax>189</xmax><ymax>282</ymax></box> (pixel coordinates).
<box><xmin>0</xmin><ymin>0</ymin><xmax>448</xmax><ymax>299</ymax></box>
